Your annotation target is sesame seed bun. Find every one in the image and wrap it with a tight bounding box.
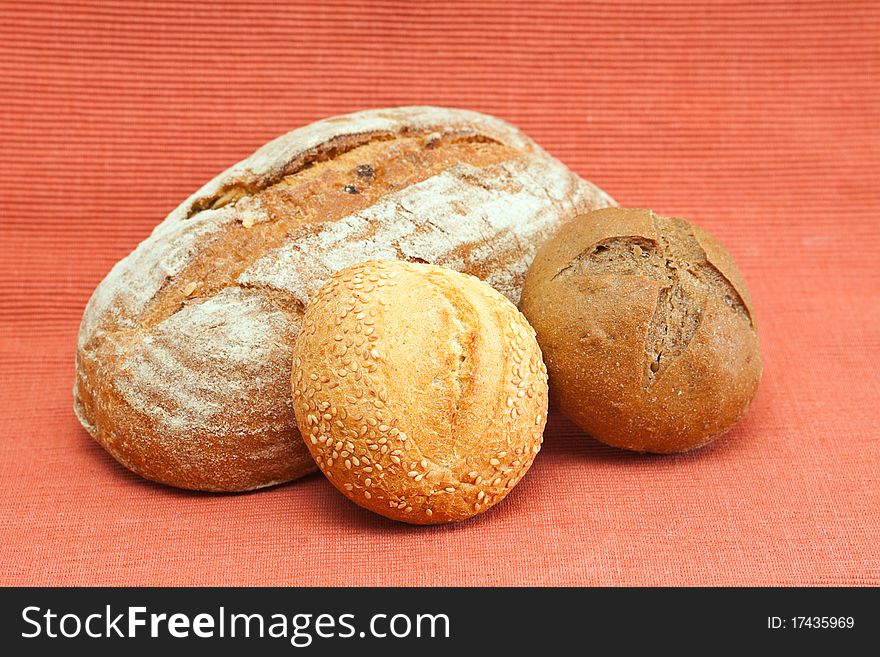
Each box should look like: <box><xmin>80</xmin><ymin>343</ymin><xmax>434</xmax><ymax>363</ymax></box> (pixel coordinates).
<box><xmin>520</xmin><ymin>208</ymin><xmax>762</xmax><ymax>453</ymax></box>
<box><xmin>292</xmin><ymin>260</ymin><xmax>548</xmax><ymax>524</ymax></box>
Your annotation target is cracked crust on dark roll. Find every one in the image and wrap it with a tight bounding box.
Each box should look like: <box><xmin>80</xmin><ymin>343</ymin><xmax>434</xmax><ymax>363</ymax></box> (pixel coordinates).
<box><xmin>520</xmin><ymin>207</ymin><xmax>762</xmax><ymax>453</ymax></box>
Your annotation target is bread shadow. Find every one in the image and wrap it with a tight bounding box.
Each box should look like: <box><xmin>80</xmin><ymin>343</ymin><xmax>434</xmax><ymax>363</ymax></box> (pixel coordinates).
<box><xmin>540</xmin><ymin>408</ymin><xmax>757</xmax><ymax>465</ymax></box>
<box><xmin>78</xmin><ymin>424</ymin><xmax>518</xmax><ymax>534</ymax></box>
<box><xmin>321</xmin><ymin>469</ymin><xmax>541</xmax><ymax>535</ymax></box>
<box><xmin>324</xmin><ymin>486</ymin><xmax>520</xmax><ymax>535</ymax></box>
<box><xmin>75</xmin><ymin>402</ymin><xmax>760</xmax><ymax>532</ymax></box>
<box><xmin>75</xmin><ymin>422</ymin><xmax>313</xmax><ymax>498</ymax></box>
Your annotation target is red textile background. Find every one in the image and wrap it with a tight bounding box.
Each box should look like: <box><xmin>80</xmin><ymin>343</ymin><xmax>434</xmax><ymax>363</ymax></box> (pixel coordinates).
<box><xmin>1</xmin><ymin>1</ymin><xmax>878</xmax><ymax>586</ymax></box>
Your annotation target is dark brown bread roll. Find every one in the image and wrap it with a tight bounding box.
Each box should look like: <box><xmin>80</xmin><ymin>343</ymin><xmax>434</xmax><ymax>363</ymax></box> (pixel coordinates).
<box><xmin>74</xmin><ymin>106</ymin><xmax>613</xmax><ymax>491</ymax></box>
<box><xmin>520</xmin><ymin>207</ymin><xmax>762</xmax><ymax>453</ymax></box>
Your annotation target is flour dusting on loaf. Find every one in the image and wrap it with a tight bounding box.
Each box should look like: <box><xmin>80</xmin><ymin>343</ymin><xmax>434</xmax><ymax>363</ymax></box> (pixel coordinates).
<box><xmin>238</xmin><ymin>156</ymin><xmax>599</xmax><ymax>306</ymax></box>
<box><xmin>75</xmin><ymin>105</ymin><xmax>615</xmax><ymax>491</ymax></box>
<box><xmin>117</xmin><ymin>287</ymin><xmax>292</xmax><ymax>434</ymax></box>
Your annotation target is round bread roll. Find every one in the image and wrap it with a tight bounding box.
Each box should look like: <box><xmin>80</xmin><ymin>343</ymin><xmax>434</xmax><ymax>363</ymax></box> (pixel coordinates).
<box><xmin>73</xmin><ymin>106</ymin><xmax>612</xmax><ymax>491</ymax></box>
<box><xmin>520</xmin><ymin>208</ymin><xmax>762</xmax><ymax>453</ymax></box>
<box><xmin>292</xmin><ymin>260</ymin><xmax>549</xmax><ymax>524</ymax></box>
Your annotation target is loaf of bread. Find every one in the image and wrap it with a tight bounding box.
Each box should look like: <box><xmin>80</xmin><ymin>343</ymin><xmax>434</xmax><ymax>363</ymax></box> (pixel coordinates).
<box><xmin>520</xmin><ymin>208</ymin><xmax>762</xmax><ymax>453</ymax></box>
<box><xmin>292</xmin><ymin>260</ymin><xmax>548</xmax><ymax>524</ymax></box>
<box><xmin>74</xmin><ymin>106</ymin><xmax>613</xmax><ymax>491</ymax></box>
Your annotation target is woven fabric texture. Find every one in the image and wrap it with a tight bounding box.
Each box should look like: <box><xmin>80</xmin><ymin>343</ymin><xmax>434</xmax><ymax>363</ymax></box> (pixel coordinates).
<box><xmin>1</xmin><ymin>0</ymin><xmax>878</xmax><ymax>586</ymax></box>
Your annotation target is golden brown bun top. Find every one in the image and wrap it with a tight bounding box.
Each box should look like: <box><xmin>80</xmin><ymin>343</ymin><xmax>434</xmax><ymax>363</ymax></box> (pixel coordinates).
<box><xmin>292</xmin><ymin>260</ymin><xmax>548</xmax><ymax>523</ymax></box>
<box><xmin>520</xmin><ymin>207</ymin><xmax>762</xmax><ymax>453</ymax></box>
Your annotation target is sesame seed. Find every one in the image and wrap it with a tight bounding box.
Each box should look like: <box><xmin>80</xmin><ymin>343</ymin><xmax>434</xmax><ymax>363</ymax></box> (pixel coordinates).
<box><xmin>344</xmin><ymin>483</ymin><xmax>353</xmax><ymax>491</ymax></box>
<box><xmin>490</xmin><ymin>458</ymin><xmax>500</xmax><ymax>466</ymax></box>
<box><xmin>364</xmin><ymin>491</ymin><xmax>372</xmax><ymax>499</ymax></box>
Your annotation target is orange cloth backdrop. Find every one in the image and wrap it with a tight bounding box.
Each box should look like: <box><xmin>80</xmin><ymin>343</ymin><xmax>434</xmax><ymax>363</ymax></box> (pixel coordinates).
<box><xmin>1</xmin><ymin>0</ymin><xmax>878</xmax><ymax>586</ymax></box>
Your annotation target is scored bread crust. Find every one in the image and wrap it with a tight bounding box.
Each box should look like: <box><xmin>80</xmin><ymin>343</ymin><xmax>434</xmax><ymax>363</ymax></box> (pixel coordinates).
<box><xmin>292</xmin><ymin>261</ymin><xmax>549</xmax><ymax>524</ymax></box>
<box><xmin>74</xmin><ymin>106</ymin><xmax>614</xmax><ymax>491</ymax></box>
<box><xmin>520</xmin><ymin>208</ymin><xmax>762</xmax><ymax>453</ymax></box>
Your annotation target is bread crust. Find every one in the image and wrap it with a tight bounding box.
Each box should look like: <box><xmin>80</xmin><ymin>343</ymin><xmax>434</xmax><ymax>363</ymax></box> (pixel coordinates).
<box><xmin>520</xmin><ymin>208</ymin><xmax>762</xmax><ymax>453</ymax></box>
<box><xmin>74</xmin><ymin>106</ymin><xmax>613</xmax><ymax>491</ymax></box>
<box><xmin>292</xmin><ymin>261</ymin><xmax>548</xmax><ymax>524</ymax></box>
